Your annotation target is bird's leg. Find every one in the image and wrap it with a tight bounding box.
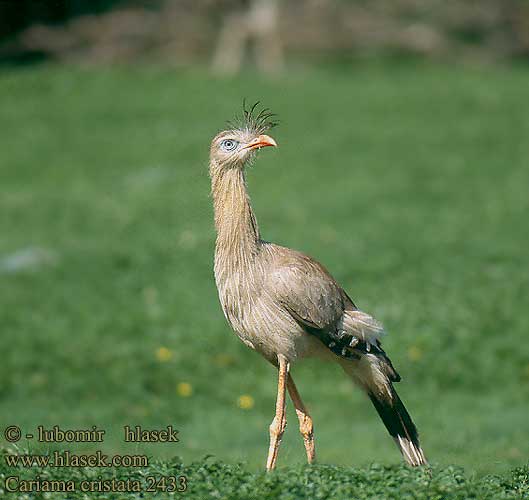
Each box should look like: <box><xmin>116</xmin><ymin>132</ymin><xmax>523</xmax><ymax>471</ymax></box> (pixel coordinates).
<box><xmin>287</xmin><ymin>374</ymin><xmax>316</xmax><ymax>464</ymax></box>
<box><xmin>266</xmin><ymin>354</ymin><xmax>289</xmax><ymax>471</ymax></box>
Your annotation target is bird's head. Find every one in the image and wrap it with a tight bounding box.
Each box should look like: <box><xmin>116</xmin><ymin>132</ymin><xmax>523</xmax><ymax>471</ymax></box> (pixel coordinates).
<box><xmin>210</xmin><ymin>102</ymin><xmax>278</xmax><ymax>173</ymax></box>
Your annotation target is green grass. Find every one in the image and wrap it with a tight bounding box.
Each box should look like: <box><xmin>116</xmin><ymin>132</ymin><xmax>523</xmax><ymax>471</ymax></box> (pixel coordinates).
<box><xmin>1</xmin><ymin>62</ymin><xmax>528</xmax><ymax>497</ymax></box>
<box><xmin>1</xmin><ymin>455</ymin><xmax>528</xmax><ymax>499</ymax></box>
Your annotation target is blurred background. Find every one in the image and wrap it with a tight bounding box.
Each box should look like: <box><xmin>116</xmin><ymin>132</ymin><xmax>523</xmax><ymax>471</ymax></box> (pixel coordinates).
<box><xmin>2</xmin><ymin>0</ymin><xmax>529</xmax><ymax>66</ymax></box>
<box><xmin>1</xmin><ymin>0</ymin><xmax>528</xmax><ymax>477</ymax></box>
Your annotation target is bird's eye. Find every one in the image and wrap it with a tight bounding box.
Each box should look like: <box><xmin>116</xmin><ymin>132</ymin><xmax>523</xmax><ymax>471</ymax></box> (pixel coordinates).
<box><xmin>220</xmin><ymin>139</ymin><xmax>238</xmax><ymax>151</ymax></box>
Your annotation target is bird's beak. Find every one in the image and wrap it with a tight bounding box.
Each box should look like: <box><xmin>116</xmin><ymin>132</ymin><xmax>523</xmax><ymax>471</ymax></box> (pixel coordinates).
<box><xmin>243</xmin><ymin>135</ymin><xmax>278</xmax><ymax>151</ymax></box>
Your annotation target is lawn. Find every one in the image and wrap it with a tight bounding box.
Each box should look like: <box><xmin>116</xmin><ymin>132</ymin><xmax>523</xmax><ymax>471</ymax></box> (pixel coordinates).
<box><xmin>0</xmin><ymin>61</ymin><xmax>528</xmax><ymax>496</ymax></box>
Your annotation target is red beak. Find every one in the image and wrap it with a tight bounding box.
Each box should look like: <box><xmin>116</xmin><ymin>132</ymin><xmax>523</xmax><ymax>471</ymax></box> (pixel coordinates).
<box><xmin>243</xmin><ymin>134</ymin><xmax>278</xmax><ymax>150</ymax></box>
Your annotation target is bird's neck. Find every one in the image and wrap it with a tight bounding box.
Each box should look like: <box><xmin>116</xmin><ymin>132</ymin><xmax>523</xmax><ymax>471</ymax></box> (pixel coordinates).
<box><xmin>210</xmin><ymin>165</ymin><xmax>261</xmax><ymax>271</ymax></box>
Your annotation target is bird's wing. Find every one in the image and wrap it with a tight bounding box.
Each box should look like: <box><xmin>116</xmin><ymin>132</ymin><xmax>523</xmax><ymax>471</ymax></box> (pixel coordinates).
<box><xmin>265</xmin><ymin>244</ymin><xmax>388</xmax><ymax>362</ymax></box>
<box><xmin>266</xmin><ymin>246</ymin><xmax>346</xmax><ymax>330</ymax></box>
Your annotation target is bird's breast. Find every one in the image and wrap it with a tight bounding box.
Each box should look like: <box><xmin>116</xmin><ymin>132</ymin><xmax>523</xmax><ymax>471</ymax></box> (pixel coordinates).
<box><xmin>214</xmin><ymin>269</ymin><xmax>320</xmax><ymax>363</ymax></box>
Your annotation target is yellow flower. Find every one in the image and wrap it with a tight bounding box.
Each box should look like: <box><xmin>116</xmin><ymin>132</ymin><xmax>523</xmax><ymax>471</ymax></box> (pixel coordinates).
<box><xmin>213</xmin><ymin>353</ymin><xmax>236</xmax><ymax>367</ymax></box>
<box><xmin>407</xmin><ymin>345</ymin><xmax>423</xmax><ymax>362</ymax></box>
<box><xmin>177</xmin><ymin>382</ymin><xmax>193</xmax><ymax>397</ymax></box>
<box><xmin>155</xmin><ymin>346</ymin><xmax>173</xmax><ymax>362</ymax></box>
<box><xmin>237</xmin><ymin>394</ymin><xmax>254</xmax><ymax>410</ymax></box>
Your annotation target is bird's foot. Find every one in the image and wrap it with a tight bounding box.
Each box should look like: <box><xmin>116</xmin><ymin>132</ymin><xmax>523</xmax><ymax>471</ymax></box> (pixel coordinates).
<box><xmin>299</xmin><ymin>414</ymin><xmax>316</xmax><ymax>464</ymax></box>
<box><xmin>266</xmin><ymin>415</ymin><xmax>287</xmax><ymax>471</ymax></box>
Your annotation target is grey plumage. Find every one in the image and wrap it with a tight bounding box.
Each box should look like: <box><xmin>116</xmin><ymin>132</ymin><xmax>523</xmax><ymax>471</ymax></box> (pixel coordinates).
<box><xmin>209</xmin><ymin>104</ymin><xmax>427</xmax><ymax>468</ymax></box>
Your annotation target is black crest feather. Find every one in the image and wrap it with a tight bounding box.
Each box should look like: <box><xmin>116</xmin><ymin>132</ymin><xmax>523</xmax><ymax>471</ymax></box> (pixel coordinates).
<box><xmin>227</xmin><ymin>99</ymin><xmax>279</xmax><ymax>134</ymax></box>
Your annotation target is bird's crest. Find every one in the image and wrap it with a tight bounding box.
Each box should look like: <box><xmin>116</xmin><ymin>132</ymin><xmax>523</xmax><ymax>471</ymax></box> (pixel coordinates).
<box><xmin>227</xmin><ymin>100</ymin><xmax>279</xmax><ymax>135</ymax></box>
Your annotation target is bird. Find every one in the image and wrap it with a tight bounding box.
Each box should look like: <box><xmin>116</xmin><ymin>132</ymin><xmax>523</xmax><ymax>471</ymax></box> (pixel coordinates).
<box><xmin>208</xmin><ymin>102</ymin><xmax>427</xmax><ymax>471</ymax></box>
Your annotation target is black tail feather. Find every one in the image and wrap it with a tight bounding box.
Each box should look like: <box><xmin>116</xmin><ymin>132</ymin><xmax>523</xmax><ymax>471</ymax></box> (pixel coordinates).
<box><xmin>368</xmin><ymin>387</ymin><xmax>427</xmax><ymax>466</ymax></box>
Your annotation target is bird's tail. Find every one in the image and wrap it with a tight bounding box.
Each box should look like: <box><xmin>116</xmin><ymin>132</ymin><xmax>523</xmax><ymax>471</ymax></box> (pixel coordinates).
<box><xmin>340</xmin><ymin>355</ymin><xmax>427</xmax><ymax>467</ymax></box>
<box><xmin>368</xmin><ymin>384</ymin><xmax>427</xmax><ymax>466</ymax></box>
